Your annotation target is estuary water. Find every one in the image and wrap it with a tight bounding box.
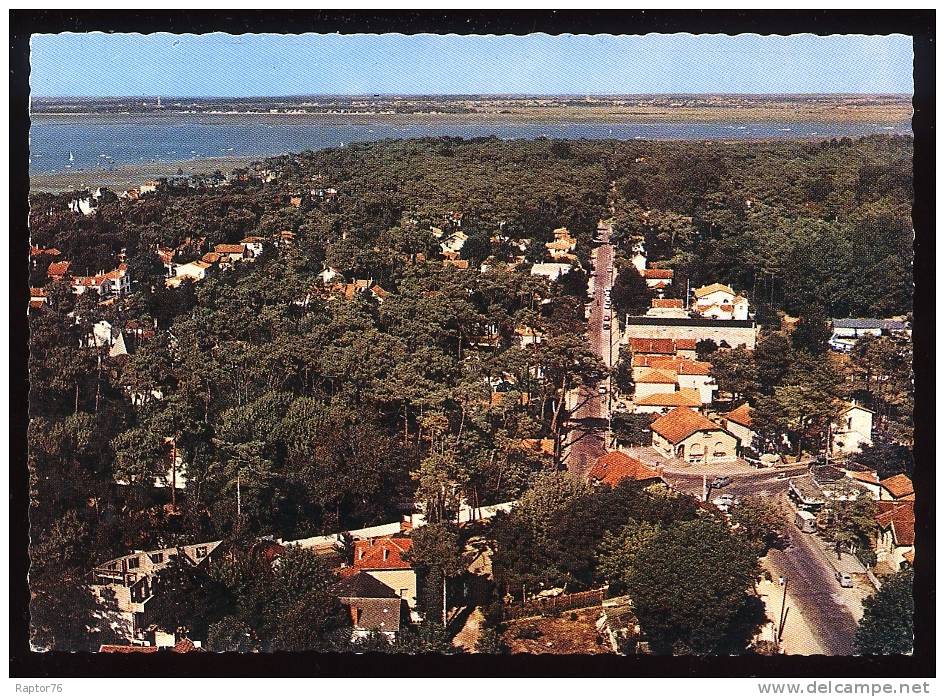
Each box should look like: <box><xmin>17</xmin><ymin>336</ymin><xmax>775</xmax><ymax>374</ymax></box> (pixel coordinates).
<box><xmin>29</xmin><ymin>115</ymin><xmax>912</xmax><ymax>175</ymax></box>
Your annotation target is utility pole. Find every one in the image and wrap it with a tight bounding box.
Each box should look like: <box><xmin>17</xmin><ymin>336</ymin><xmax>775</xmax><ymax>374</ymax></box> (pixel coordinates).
<box><xmin>778</xmin><ymin>577</ymin><xmax>789</xmax><ymax>646</ymax></box>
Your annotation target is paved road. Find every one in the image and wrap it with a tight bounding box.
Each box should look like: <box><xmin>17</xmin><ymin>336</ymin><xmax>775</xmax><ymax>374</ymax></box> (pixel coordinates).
<box><xmin>660</xmin><ymin>466</ymin><xmax>811</xmax><ymax>500</ymax></box>
<box><xmin>661</xmin><ymin>466</ymin><xmax>860</xmax><ymax>655</ymax></box>
<box><xmin>562</xmin><ymin>220</ymin><xmax>614</xmax><ymax>479</ymax></box>
<box><xmin>766</xmin><ymin>493</ymin><xmax>859</xmax><ymax>655</ymax></box>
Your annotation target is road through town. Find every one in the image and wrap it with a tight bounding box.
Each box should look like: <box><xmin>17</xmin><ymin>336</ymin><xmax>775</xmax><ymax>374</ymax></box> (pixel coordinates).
<box><xmin>561</xmin><ymin>220</ymin><xmax>614</xmax><ymax>479</ymax></box>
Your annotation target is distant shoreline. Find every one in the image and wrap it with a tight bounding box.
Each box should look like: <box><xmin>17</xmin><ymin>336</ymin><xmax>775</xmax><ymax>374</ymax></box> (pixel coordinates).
<box><xmin>30</xmin><ymin>102</ymin><xmax>912</xmax><ymax>125</ymax></box>
<box><xmin>29</xmin><ymin>156</ymin><xmax>262</xmax><ymax>194</ymax></box>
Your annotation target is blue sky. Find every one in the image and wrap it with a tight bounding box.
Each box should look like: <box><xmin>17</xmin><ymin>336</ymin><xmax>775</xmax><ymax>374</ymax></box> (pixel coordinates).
<box><xmin>30</xmin><ymin>33</ymin><xmax>913</xmax><ymax>97</ymax></box>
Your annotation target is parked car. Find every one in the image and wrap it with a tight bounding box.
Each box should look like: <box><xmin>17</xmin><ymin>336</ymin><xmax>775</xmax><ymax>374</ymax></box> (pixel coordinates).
<box><xmin>598</xmin><ymin>385</ymin><xmax>608</xmax><ymax>395</ymax></box>
<box><xmin>603</xmin><ymin>322</ymin><xmax>611</xmax><ymax>330</ymax></box>
<box><xmin>835</xmin><ymin>571</ymin><xmax>853</xmax><ymax>588</ymax></box>
<box><xmin>711</xmin><ymin>476</ymin><xmax>732</xmax><ymax>488</ymax></box>
<box><xmin>776</xmin><ymin>471</ymin><xmax>790</xmax><ymax>480</ymax></box>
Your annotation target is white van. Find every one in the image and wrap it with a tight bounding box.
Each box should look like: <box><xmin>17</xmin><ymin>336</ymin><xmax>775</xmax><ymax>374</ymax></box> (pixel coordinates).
<box><xmin>794</xmin><ymin>510</ymin><xmax>817</xmax><ymax>533</ymax></box>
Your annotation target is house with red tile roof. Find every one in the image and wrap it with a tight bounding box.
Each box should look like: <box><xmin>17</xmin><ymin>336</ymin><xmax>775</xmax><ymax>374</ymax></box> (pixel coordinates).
<box><xmin>877</xmin><ymin>473</ymin><xmax>914</xmax><ymax>501</ymax></box>
<box><xmin>692</xmin><ymin>283</ymin><xmax>750</xmax><ymax>321</ymax></box>
<box><xmin>650</xmin><ymin>406</ymin><xmax>739</xmax><ymax>464</ymax></box>
<box><xmin>633</xmin><ymin>388</ymin><xmax>702</xmax><ymax>415</ymax></box>
<box><xmin>213</xmin><ymin>243</ymin><xmax>248</xmax><ymax>266</ymax></box>
<box><xmin>874</xmin><ymin>501</ymin><xmax>915</xmax><ymax>571</ymax></box>
<box><xmin>722</xmin><ymin>403</ymin><xmax>756</xmax><ymax>452</ymax></box>
<box><xmin>352</xmin><ymin>537</ymin><xmax>417</xmax><ymax>611</ymax></box>
<box><xmin>634</xmin><ymin>368</ymin><xmax>678</xmax><ymax>399</ymax></box>
<box><xmin>588</xmin><ymin>451</ymin><xmax>663</xmax><ymax>487</ymax></box>
<box><xmin>629</xmin><ymin>337</ymin><xmax>676</xmax><ymax>356</ymax></box>
<box><xmin>337</xmin><ymin>572</ymin><xmax>404</xmax><ymax>640</ymax></box>
<box><xmin>642</xmin><ymin>268</ymin><xmax>674</xmax><ymax>294</ymax></box>
<box><xmin>47</xmin><ymin>260</ymin><xmax>71</xmax><ymax>280</ymax></box>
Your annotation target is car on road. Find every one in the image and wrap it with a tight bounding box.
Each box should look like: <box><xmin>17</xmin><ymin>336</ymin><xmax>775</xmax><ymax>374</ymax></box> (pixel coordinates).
<box><xmin>835</xmin><ymin>571</ymin><xmax>853</xmax><ymax>588</ymax></box>
<box><xmin>711</xmin><ymin>476</ymin><xmax>732</xmax><ymax>488</ymax></box>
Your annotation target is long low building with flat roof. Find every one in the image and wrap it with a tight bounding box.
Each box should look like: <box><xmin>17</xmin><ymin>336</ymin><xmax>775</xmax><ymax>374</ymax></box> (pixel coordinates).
<box><xmin>623</xmin><ymin>315</ymin><xmax>757</xmax><ymax>350</ymax></box>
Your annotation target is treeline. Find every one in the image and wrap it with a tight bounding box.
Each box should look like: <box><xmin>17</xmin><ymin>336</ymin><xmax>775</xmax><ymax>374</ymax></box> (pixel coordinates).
<box><xmin>609</xmin><ymin>134</ymin><xmax>913</xmax><ymax>318</ymax></box>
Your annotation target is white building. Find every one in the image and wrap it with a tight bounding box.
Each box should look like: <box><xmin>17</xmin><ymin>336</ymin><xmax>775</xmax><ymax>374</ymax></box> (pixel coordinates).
<box><xmin>831</xmin><ymin>402</ymin><xmax>874</xmax><ymax>455</ymax></box>
<box><xmin>692</xmin><ymin>283</ymin><xmax>750</xmax><ymax>321</ymax></box>
<box><xmin>530</xmin><ymin>263</ymin><xmax>574</xmax><ymax>282</ymax></box>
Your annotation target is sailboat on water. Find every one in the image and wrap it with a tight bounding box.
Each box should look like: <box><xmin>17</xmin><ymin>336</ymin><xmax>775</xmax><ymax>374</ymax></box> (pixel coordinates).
<box><xmin>69</xmin><ymin>152</ymin><xmax>74</xmax><ymax>162</ymax></box>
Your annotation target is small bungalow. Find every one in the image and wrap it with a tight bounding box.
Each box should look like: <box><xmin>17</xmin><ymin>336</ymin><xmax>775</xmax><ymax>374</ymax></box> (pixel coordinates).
<box><xmin>650</xmin><ymin>406</ymin><xmax>739</xmax><ymax>465</ymax></box>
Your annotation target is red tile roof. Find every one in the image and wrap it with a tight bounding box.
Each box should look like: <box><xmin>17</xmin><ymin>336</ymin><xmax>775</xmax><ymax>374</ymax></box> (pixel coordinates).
<box><xmin>875</xmin><ymin>502</ymin><xmax>915</xmax><ymax>546</ymax></box>
<box><xmin>48</xmin><ymin>260</ymin><xmax>71</xmax><ymax>277</ymax></box>
<box><xmin>648</xmin><ymin>357</ymin><xmax>711</xmax><ymax>376</ymax></box>
<box><xmin>650</xmin><ymin>406</ymin><xmax>726</xmax><ymax>444</ymax></box>
<box><xmin>172</xmin><ymin>638</ymin><xmax>202</xmax><ymax>653</ymax></box>
<box><xmin>643</xmin><ymin>268</ymin><xmax>674</xmax><ymax>279</ymax></box>
<box><xmin>634</xmin><ymin>389</ymin><xmax>702</xmax><ymax>408</ymax></box>
<box><xmin>651</xmin><ymin>298</ymin><xmax>683</xmax><ymax>308</ymax></box>
<box><xmin>629</xmin><ymin>338</ymin><xmax>676</xmax><ymax>355</ymax></box>
<box><xmin>353</xmin><ymin>537</ymin><xmax>414</xmax><ymax>571</ymax></box>
<box><xmin>725</xmin><ymin>403</ymin><xmax>753</xmax><ymax>428</ymax></box>
<box><xmin>849</xmin><ymin>470</ymin><xmax>879</xmax><ymax>484</ymax></box>
<box><xmin>214</xmin><ymin>244</ymin><xmax>245</xmax><ymax>255</ymax></box>
<box><xmin>636</xmin><ymin>368</ymin><xmax>678</xmax><ymax>384</ymax></box>
<box><xmin>879</xmin><ymin>474</ymin><xmax>914</xmax><ymax>499</ymax></box>
<box><xmin>589</xmin><ymin>451</ymin><xmax>661</xmax><ymax>486</ymax></box>
<box><xmin>674</xmin><ymin>339</ymin><xmax>697</xmax><ymax>350</ymax></box>
<box><xmin>99</xmin><ymin>644</ymin><xmax>159</xmax><ymax>654</ymax></box>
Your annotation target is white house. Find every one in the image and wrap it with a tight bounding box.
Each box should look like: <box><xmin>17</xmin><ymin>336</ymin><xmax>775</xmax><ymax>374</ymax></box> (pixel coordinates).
<box><xmin>530</xmin><ymin>263</ymin><xmax>574</xmax><ymax>282</ymax></box>
<box><xmin>83</xmin><ymin>320</ymin><xmax>115</xmax><ymax>349</ymax></box>
<box><xmin>874</xmin><ymin>502</ymin><xmax>915</xmax><ymax>571</ymax></box>
<box><xmin>439</xmin><ymin>230</ymin><xmax>468</xmax><ymax>256</ymax></box>
<box><xmin>91</xmin><ymin>541</ymin><xmax>222</xmax><ymax>641</ymax></box>
<box><xmin>515</xmin><ymin>325</ymin><xmax>545</xmax><ymax>348</ymax></box>
<box><xmin>831</xmin><ymin>402</ymin><xmax>874</xmax><ymax>455</ymax></box>
<box><xmin>722</xmin><ymin>403</ymin><xmax>757</xmax><ymax>452</ymax></box>
<box><xmin>634</xmin><ymin>368</ymin><xmax>678</xmax><ymax>399</ymax></box>
<box><xmin>240</xmin><ymin>236</ymin><xmax>266</xmax><ymax>258</ymax></box>
<box><xmin>692</xmin><ymin>283</ymin><xmax>750</xmax><ymax>321</ymax></box>
<box><xmin>69</xmin><ymin>196</ymin><xmax>96</xmax><ymax>216</ymax></box>
<box><xmin>166</xmin><ymin>260</ymin><xmax>212</xmax><ymax>287</ymax></box>
<box><xmin>317</xmin><ymin>266</ymin><xmax>341</xmax><ymax>284</ymax></box>
<box><xmin>650</xmin><ymin>406</ymin><xmax>740</xmax><ymax>464</ymax></box>
<box><xmin>103</xmin><ymin>264</ymin><xmax>131</xmax><ymax>296</ymax></box>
